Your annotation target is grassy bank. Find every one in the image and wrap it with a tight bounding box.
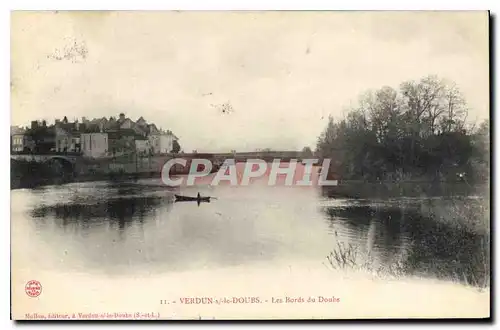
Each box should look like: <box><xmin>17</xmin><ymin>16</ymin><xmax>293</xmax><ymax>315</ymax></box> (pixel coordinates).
<box><xmin>324</xmin><ymin>197</ymin><xmax>490</xmax><ymax>290</ymax></box>
<box><xmin>10</xmin><ymin>157</ymin><xmax>224</xmax><ymax>190</ymax></box>
<box><xmin>10</xmin><ymin>159</ymin><xmax>67</xmax><ymax>189</ymax></box>
<box><xmin>322</xmin><ymin>180</ymin><xmax>487</xmax><ymax>199</ymax></box>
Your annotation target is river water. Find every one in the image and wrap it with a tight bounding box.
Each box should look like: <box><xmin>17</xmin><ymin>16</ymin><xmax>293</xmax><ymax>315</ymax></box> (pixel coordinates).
<box><xmin>11</xmin><ymin>178</ymin><xmax>489</xmax><ymax>287</ymax></box>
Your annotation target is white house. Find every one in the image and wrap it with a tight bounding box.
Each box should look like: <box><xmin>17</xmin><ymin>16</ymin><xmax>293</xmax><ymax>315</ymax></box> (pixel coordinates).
<box><xmin>148</xmin><ymin>131</ymin><xmax>177</xmax><ymax>154</ymax></box>
<box><xmin>54</xmin><ymin>119</ymin><xmax>82</xmax><ymax>153</ymax></box>
<box><xmin>135</xmin><ymin>138</ymin><xmax>150</xmax><ymax>155</ymax></box>
<box><xmin>55</xmin><ymin>127</ymin><xmax>73</xmax><ymax>152</ymax></box>
<box><xmin>147</xmin><ymin>134</ymin><xmax>160</xmax><ymax>154</ymax></box>
<box><xmin>81</xmin><ymin>133</ymin><xmax>108</xmax><ymax>158</ymax></box>
<box><xmin>11</xmin><ymin>134</ymin><xmax>32</xmax><ymax>152</ymax></box>
<box><xmin>159</xmin><ymin>134</ymin><xmax>173</xmax><ymax>154</ymax></box>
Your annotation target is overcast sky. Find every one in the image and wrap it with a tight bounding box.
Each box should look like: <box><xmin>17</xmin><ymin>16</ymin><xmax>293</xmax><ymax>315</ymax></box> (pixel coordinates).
<box><xmin>11</xmin><ymin>11</ymin><xmax>489</xmax><ymax>152</ymax></box>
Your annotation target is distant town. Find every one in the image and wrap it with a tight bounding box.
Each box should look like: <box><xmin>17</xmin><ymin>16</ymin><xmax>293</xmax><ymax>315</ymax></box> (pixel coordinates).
<box><xmin>10</xmin><ymin>113</ymin><xmax>180</xmax><ymax>158</ymax></box>
<box><xmin>9</xmin><ymin>113</ymin><xmax>316</xmax><ymax>189</ymax></box>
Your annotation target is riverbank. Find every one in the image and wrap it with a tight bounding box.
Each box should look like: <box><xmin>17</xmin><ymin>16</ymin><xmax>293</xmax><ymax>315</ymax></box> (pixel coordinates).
<box><xmin>10</xmin><ymin>158</ymin><xmax>207</xmax><ymax>190</ymax></box>
<box><xmin>10</xmin><ymin>159</ymin><xmax>165</xmax><ymax>189</ymax></box>
<box><xmin>11</xmin><ymin>159</ymin><xmax>490</xmax><ymax>200</ymax></box>
<box><xmin>323</xmin><ymin>194</ymin><xmax>490</xmax><ymax>290</ymax></box>
<box><xmin>321</xmin><ymin>180</ymin><xmax>488</xmax><ymax>199</ymax></box>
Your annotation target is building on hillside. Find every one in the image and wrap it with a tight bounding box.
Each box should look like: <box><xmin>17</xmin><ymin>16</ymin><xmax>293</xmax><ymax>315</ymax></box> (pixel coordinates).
<box><xmin>55</xmin><ymin>130</ymin><xmax>81</xmax><ymax>153</ymax></box>
<box><xmin>159</xmin><ymin>132</ymin><xmax>174</xmax><ymax>154</ymax></box>
<box><xmin>11</xmin><ymin>126</ymin><xmax>26</xmax><ymax>135</ymax></box>
<box><xmin>148</xmin><ymin>130</ymin><xmax>178</xmax><ymax>154</ymax></box>
<box><xmin>117</xmin><ymin>113</ymin><xmax>126</xmax><ymax>123</ymax></box>
<box><xmin>89</xmin><ymin>117</ymin><xmax>108</xmax><ymax>132</ymax></box>
<box><xmin>55</xmin><ymin>126</ymin><xmax>73</xmax><ymax>152</ymax></box>
<box><xmin>55</xmin><ymin>125</ymin><xmax>81</xmax><ymax>153</ymax></box>
<box><xmin>25</xmin><ymin>121</ymin><xmax>56</xmax><ymax>153</ymax></box>
<box><xmin>107</xmin><ymin>129</ymin><xmax>137</xmax><ymax>156</ymax></box>
<box><xmin>54</xmin><ymin>118</ymin><xmax>85</xmax><ymax>153</ymax></box>
<box><xmin>147</xmin><ymin>124</ymin><xmax>159</xmax><ymax>134</ymax></box>
<box><xmin>11</xmin><ymin>133</ymin><xmax>33</xmax><ymax>152</ymax></box>
<box><xmin>11</xmin><ymin>126</ymin><xmax>29</xmax><ymax>152</ymax></box>
<box><xmin>131</xmin><ymin>123</ymin><xmax>149</xmax><ymax>137</ymax></box>
<box><xmin>104</xmin><ymin>117</ymin><xmax>118</xmax><ymax>130</ymax></box>
<box><xmin>134</xmin><ymin>136</ymin><xmax>150</xmax><ymax>155</ymax></box>
<box><xmin>81</xmin><ymin>132</ymin><xmax>108</xmax><ymax>158</ymax></box>
<box><xmin>115</xmin><ymin>114</ymin><xmax>149</xmax><ymax>137</ymax></box>
<box><xmin>104</xmin><ymin>113</ymin><xmax>148</xmax><ymax>137</ymax></box>
<box><xmin>134</xmin><ymin>117</ymin><xmax>156</xmax><ymax>136</ymax></box>
<box><xmin>148</xmin><ymin>134</ymin><xmax>160</xmax><ymax>154</ymax></box>
<box><xmin>136</xmin><ymin>116</ymin><xmax>147</xmax><ymax>127</ymax></box>
<box><xmin>19</xmin><ymin>113</ymin><xmax>179</xmax><ymax>156</ymax></box>
<box><xmin>119</xmin><ymin>118</ymin><xmax>134</xmax><ymax>129</ymax></box>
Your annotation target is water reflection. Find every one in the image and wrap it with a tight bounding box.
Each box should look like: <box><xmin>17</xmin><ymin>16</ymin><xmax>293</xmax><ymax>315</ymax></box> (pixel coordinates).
<box><xmin>31</xmin><ymin>184</ymin><xmax>171</xmax><ymax>232</ymax></box>
<box><xmin>322</xmin><ymin>199</ymin><xmax>489</xmax><ymax>286</ymax></box>
<box><xmin>20</xmin><ymin>181</ymin><xmax>489</xmax><ymax>286</ymax></box>
<box><xmin>25</xmin><ymin>183</ymin><xmax>314</xmax><ymax>274</ymax></box>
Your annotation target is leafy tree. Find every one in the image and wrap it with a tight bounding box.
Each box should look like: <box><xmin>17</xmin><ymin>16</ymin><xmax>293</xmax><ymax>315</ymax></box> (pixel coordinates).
<box><xmin>316</xmin><ymin>75</ymin><xmax>487</xmax><ymax>182</ymax></box>
<box><xmin>301</xmin><ymin>146</ymin><xmax>314</xmax><ymax>158</ymax></box>
<box><xmin>172</xmin><ymin>139</ymin><xmax>181</xmax><ymax>153</ymax></box>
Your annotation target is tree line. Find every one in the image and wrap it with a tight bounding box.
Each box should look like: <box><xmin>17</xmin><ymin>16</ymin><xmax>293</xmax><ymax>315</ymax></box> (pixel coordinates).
<box><xmin>316</xmin><ymin>75</ymin><xmax>489</xmax><ymax>183</ymax></box>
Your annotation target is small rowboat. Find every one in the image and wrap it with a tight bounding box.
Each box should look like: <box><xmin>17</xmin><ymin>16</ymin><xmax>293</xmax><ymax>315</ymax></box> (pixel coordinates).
<box><xmin>174</xmin><ymin>194</ymin><xmax>211</xmax><ymax>202</ymax></box>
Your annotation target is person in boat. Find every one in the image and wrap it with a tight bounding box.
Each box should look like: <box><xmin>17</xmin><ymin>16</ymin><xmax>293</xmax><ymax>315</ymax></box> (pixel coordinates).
<box><xmin>197</xmin><ymin>192</ymin><xmax>201</xmax><ymax>199</ymax></box>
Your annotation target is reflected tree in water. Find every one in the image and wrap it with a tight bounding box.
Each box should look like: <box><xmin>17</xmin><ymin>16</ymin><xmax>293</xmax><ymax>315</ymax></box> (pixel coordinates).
<box><xmin>31</xmin><ymin>191</ymin><xmax>172</xmax><ymax>233</ymax></box>
<box><xmin>323</xmin><ymin>199</ymin><xmax>489</xmax><ymax>288</ymax></box>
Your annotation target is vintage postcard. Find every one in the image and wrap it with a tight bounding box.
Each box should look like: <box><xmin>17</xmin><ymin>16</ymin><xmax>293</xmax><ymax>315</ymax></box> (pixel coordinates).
<box><xmin>10</xmin><ymin>11</ymin><xmax>490</xmax><ymax>320</ymax></box>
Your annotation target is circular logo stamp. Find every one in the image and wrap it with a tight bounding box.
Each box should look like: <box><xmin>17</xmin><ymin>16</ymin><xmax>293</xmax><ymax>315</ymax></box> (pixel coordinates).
<box><xmin>25</xmin><ymin>280</ymin><xmax>42</xmax><ymax>298</ymax></box>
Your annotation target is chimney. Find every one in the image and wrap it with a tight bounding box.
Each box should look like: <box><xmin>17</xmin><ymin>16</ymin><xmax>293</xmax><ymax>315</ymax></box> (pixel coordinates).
<box><xmin>119</xmin><ymin>113</ymin><xmax>125</xmax><ymax>121</ymax></box>
<box><xmin>31</xmin><ymin>121</ymin><xmax>38</xmax><ymax>129</ymax></box>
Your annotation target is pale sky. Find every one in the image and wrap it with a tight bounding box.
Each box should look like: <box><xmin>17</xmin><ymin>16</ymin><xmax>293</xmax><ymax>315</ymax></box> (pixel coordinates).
<box><xmin>11</xmin><ymin>11</ymin><xmax>489</xmax><ymax>152</ymax></box>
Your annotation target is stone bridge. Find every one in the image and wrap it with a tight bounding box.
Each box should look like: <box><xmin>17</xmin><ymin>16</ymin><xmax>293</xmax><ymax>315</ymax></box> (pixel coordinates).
<box><xmin>11</xmin><ymin>153</ymin><xmax>83</xmax><ymax>177</ymax></box>
<box><xmin>11</xmin><ymin>153</ymin><xmax>81</xmax><ymax>164</ymax></box>
<box><xmin>184</xmin><ymin>151</ymin><xmax>310</xmax><ymax>164</ymax></box>
<box><xmin>11</xmin><ymin>151</ymin><xmax>326</xmax><ymax>177</ymax></box>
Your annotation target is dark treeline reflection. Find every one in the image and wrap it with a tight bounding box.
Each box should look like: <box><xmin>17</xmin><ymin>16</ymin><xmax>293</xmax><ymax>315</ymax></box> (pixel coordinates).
<box><xmin>31</xmin><ymin>188</ymin><xmax>171</xmax><ymax>231</ymax></box>
<box><xmin>323</xmin><ymin>200</ymin><xmax>489</xmax><ymax>287</ymax></box>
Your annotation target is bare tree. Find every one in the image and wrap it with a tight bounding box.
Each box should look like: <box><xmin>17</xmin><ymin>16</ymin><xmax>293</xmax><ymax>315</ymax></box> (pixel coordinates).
<box><xmin>439</xmin><ymin>82</ymin><xmax>468</xmax><ymax>133</ymax></box>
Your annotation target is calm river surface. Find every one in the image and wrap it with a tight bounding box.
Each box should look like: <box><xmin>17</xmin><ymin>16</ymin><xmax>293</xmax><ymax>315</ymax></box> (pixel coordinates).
<box><xmin>11</xmin><ymin>179</ymin><xmax>489</xmax><ymax>286</ymax></box>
